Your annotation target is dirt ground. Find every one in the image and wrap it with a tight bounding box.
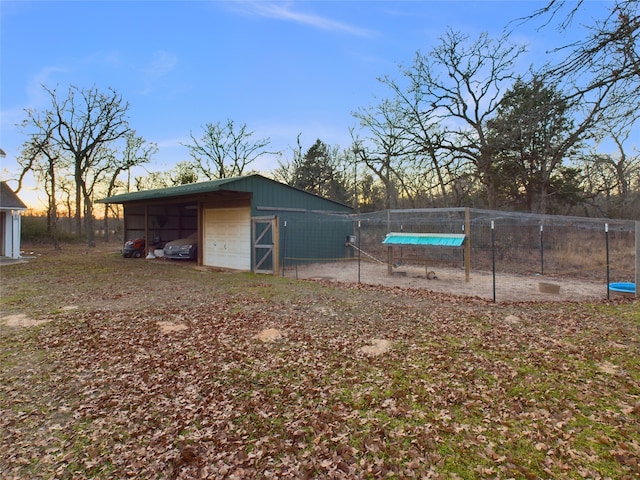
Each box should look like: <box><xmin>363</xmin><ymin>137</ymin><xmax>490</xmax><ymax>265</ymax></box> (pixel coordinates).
<box><xmin>6</xmin><ymin>241</ymin><xmax>619</xmax><ymax>304</ymax></box>
<box><xmin>285</xmin><ymin>259</ymin><xmax>612</xmax><ymax>302</ymax></box>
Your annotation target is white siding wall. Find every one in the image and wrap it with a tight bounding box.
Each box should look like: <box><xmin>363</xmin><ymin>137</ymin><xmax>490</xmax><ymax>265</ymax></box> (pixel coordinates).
<box><xmin>203</xmin><ymin>207</ymin><xmax>251</xmax><ymax>270</ymax></box>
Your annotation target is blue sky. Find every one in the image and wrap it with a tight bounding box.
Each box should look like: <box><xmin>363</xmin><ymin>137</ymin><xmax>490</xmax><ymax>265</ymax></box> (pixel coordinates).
<box><xmin>1</xmin><ymin>0</ymin><xmax>613</xmax><ymax>208</ymax></box>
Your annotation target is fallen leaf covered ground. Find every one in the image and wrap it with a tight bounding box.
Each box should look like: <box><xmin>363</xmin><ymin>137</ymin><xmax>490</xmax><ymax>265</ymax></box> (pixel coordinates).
<box><xmin>1</xmin><ymin>243</ymin><xmax>639</xmax><ymax>479</ymax></box>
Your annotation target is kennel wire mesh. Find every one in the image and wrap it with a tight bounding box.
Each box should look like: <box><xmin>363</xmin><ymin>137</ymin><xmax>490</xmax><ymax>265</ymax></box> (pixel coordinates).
<box><xmin>280</xmin><ymin>208</ymin><xmax>636</xmax><ymax>301</ymax></box>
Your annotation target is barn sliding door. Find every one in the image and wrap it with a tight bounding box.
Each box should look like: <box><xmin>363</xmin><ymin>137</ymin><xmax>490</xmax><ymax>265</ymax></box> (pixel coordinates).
<box><xmin>252</xmin><ymin>216</ymin><xmax>279</xmax><ymax>275</ymax></box>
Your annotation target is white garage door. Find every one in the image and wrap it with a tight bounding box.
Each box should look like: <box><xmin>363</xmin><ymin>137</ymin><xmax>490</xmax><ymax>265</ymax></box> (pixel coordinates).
<box><xmin>203</xmin><ymin>207</ymin><xmax>251</xmax><ymax>270</ymax></box>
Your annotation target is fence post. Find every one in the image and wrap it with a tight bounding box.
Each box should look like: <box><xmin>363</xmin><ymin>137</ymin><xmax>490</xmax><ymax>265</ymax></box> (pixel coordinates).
<box><xmin>461</xmin><ymin>223</ymin><xmax>465</xmax><ymax>270</ymax></box>
<box><xmin>281</xmin><ymin>220</ymin><xmax>287</xmax><ymax>277</ymax></box>
<box><xmin>491</xmin><ymin>220</ymin><xmax>496</xmax><ymax>303</ymax></box>
<box><xmin>605</xmin><ymin>223</ymin><xmax>610</xmax><ymax>300</ymax></box>
<box><xmin>465</xmin><ymin>207</ymin><xmax>471</xmax><ymax>283</ymax></box>
<box><xmin>635</xmin><ymin>220</ymin><xmax>640</xmax><ymax>298</ymax></box>
<box><xmin>357</xmin><ymin>221</ymin><xmax>361</xmax><ymax>284</ymax></box>
<box><xmin>539</xmin><ymin>224</ymin><xmax>544</xmax><ymax>275</ymax></box>
<box><xmin>400</xmin><ymin>224</ymin><xmax>403</xmax><ymax>265</ymax></box>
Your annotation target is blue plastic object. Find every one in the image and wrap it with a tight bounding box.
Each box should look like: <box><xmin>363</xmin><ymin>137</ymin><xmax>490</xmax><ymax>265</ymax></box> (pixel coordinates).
<box><xmin>383</xmin><ymin>233</ymin><xmax>465</xmax><ymax>247</ymax></box>
<box><xmin>609</xmin><ymin>282</ymin><xmax>636</xmax><ymax>294</ymax></box>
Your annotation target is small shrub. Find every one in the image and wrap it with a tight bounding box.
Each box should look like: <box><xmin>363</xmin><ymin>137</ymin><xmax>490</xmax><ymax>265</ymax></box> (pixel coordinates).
<box><xmin>21</xmin><ymin>214</ymin><xmax>82</xmax><ymax>243</ymax></box>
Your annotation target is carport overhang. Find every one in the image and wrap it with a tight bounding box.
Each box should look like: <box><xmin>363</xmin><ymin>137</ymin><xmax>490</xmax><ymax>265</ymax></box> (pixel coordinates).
<box><xmin>98</xmin><ymin>188</ymin><xmax>253</xmax><ymax>265</ymax></box>
<box><xmin>99</xmin><ymin>175</ymin><xmax>353</xmax><ymax>271</ymax></box>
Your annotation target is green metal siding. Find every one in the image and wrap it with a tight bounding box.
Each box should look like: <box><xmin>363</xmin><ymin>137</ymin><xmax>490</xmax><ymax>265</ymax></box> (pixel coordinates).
<box><xmin>220</xmin><ymin>176</ymin><xmax>353</xmax><ymax>267</ymax></box>
<box><xmin>101</xmin><ymin>175</ymin><xmax>353</xmax><ymax>269</ymax></box>
<box><xmin>259</xmin><ymin>210</ymin><xmax>353</xmax><ymax>267</ymax></box>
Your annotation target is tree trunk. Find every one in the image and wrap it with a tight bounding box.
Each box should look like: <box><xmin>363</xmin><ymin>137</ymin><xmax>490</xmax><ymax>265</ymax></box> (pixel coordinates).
<box><xmin>85</xmin><ymin>197</ymin><xmax>96</xmax><ymax>247</ymax></box>
<box><xmin>103</xmin><ymin>203</ymin><xmax>110</xmax><ymax>242</ymax></box>
<box><xmin>81</xmin><ymin>179</ymin><xmax>96</xmax><ymax>247</ymax></box>
<box><xmin>75</xmin><ymin>164</ymin><xmax>83</xmax><ymax>237</ymax></box>
<box><xmin>482</xmin><ymin>169</ymin><xmax>498</xmax><ymax>210</ymax></box>
<box><xmin>47</xmin><ymin>161</ymin><xmax>60</xmax><ymax>249</ymax></box>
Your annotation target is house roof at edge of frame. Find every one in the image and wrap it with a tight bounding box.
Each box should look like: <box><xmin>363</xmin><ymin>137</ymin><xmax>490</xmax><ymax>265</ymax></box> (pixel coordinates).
<box><xmin>0</xmin><ymin>181</ymin><xmax>28</xmax><ymax>210</ymax></box>
<box><xmin>96</xmin><ymin>174</ymin><xmax>352</xmax><ymax>210</ymax></box>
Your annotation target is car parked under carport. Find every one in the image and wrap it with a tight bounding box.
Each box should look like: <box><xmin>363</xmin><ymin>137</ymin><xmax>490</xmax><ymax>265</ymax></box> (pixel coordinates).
<box><xmin>163</xmin><ymin>233</ymin><xmax>198</xmax><ymax>260</ymax></box>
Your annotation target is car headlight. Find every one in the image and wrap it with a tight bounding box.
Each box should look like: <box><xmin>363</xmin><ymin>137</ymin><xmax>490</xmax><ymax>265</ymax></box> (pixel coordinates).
<box><xmin>179</xmin><ymin>244</ymin><xmax>193</xmax><ymax>251</ymax></box>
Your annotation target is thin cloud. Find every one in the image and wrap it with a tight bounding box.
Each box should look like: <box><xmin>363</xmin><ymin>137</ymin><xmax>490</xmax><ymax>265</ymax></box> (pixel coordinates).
<box><xmin>26</xmin><ymin>66</ymin><xmax>69</xmax><ymax>104</ymax></box>
<box><xmin>156</xmin><ymin>135</ymin><xmax>189</xmax><ymax>150</ymax></box>
<box><xmin>138</xmin><ymin>50</ymin><xmax>178</xmax><ymax>79</ymax></box>
<box><xmin>245</xmin><ymin>1</ymin><xmax>373</xmax><ymax>37</ymax></box>
<box><xmin>136</xmin><ymin>50</ymin><xmax>179</xmax><ymax>95</ymax></box>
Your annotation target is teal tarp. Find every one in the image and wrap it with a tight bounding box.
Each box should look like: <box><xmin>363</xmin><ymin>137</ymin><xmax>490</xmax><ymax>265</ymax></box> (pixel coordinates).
<box><xmin>383</xmin><ymin>233</ymin><xmax>465</xmax><ymax>247</ymax></box>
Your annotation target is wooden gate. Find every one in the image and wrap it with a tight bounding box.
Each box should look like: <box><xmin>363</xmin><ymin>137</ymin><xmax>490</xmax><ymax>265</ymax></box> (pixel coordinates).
<box><xmin>252</xmin><ymin>216</ymin><xmax>280</xmax><ymax>275</ymax></box>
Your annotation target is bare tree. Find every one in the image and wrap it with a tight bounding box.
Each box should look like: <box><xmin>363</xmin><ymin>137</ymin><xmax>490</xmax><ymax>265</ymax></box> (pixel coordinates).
<box><xmin>183</xmin><ymin>119</ymin><xmax>276</xmax><ymax>179</ymax></box>
<box><xmin>169</xmin><ymin>161</ymin><xmax>199</xmax><ymax>186</ymax></box>
<box><xmin>59</xmin><ymin>86</ymin><xmax>130</xmax><ymax>244</ymax></box>
<box><xmin>352</xmin><ymin>98</ymin><xmax>414</xmax><ymax>209</ymax></box>
<box><xmin>533</xmin><ymin>1</ymin><xmax>639</xmax><ymax>87</ymax></box>
<box><xmin>20</xmin><ymin>85</ymin><xmax>132</xmax><ymax>245</ymax></box>
<box><xmin>580</xmin><ymin>127</ymin><xmax>640</xmax><ymax>218</ymax></box>
<box><xmin>376</xmin><ymin>65</ymin><xmax>459</xmax><ymax>203</ymax></box>
<box><xmin>530</xmin><ymin>1</ymin><xmax>640</xmax><ymax>132</ymax></box>
<box><xmin>272</xmin><ymin>134</ymin><xmax>309</xmax><ymax>186</ymax></box>
<box><xmin>101</xmin><ymin>132</ymin><xmax>157</xmax><ymax>240</ymax></box>
<box><xmin>134</xmin><ymin>172</ymin><xmax>170</xmax><ymax>191</ymax></box>
<box><xmin>17</xmin><ymin>110</ymin><xmax>66</xmax><ymax>247</ymax></box>
<box><xmin>132</xmin><ymin>161</ymin><xmax>200</xmax><ymax>192</ymax></box>
<box><xmin>375</xmin><ymin>30</ymin><xmax>527</xmax><ymax>209</ymax></box>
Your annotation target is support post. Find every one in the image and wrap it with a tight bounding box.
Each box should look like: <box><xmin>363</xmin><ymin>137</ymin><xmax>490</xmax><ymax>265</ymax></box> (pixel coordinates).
<box><xmin>464</xmin><ymin>207</ymin><xmax>471</xmax><ymax>283</ymax></box>
<box><xmin>11</xmin><ymin>211</ymin><xmax>22</xmax><ymax>259</ymax></box>
<box><xmin>272</xmin><ymin>216</ymin><xmax>280</xmax><ymax>276</ymax></box>
<box><xmin>357</xmin><ymin>221</ymin><xmax>361</xmax><ymax>284</ymax></box>
<box><xmin>606</xmin><ymin>223</ymin><xmax>610</xmax><ymax>300</ymax></box>
<box><xmin>491</xmin><ymin>220</ymin><xmax>496</xmax><ymax>303</ymax></box>
<box><xmin>144</xmin><ymin>206</ymin><xmax>150</xmax><ymax>256</ymax></box>
<box><xmin>387</xmin><ymin>246</ymin><xmax>393</xmax><ymax>276</ymax></box>
<box><xmin>636</xmin><ymin>220</ymin><xmax>640</xmax><ymax>298</ymax></box>
<box><xmin>540</xmin><ymin>224</ymin><xmax>544</xmax><ymax>275</ymax></box>
<box><xmin>281</xmin><ymin>220</ymin><xmax>287</xmax><ymax>277</ymax></box>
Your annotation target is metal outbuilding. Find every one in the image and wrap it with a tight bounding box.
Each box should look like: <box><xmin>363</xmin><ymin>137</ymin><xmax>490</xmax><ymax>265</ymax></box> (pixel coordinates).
<box><xmin>98</xmin><ymin>174</ymin><xmax>353</xmax><ymax>274</ymax></box>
